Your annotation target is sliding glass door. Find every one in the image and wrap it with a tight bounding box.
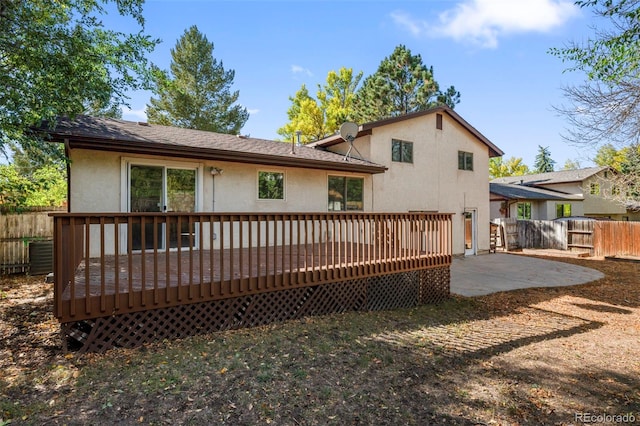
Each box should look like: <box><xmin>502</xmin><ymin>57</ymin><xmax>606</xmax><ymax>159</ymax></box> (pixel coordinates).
<box><xmin>129</xmin><ymin>164</ymin><xmax>197</xmax><ymax>250</ymax></box>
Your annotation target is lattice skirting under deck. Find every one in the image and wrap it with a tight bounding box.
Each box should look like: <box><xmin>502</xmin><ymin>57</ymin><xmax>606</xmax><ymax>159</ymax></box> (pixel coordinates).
<box><xmin>64</xmin><ymin>266</ymin><xmax>450</xmax><ymax>353</ymax></box>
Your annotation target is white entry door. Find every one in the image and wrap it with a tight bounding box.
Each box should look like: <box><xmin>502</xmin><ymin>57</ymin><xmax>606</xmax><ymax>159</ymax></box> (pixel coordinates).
<box><xmin>464</xmin><ymin>210</ymin><xmax>477</xmax><ymax>256</ymax></box>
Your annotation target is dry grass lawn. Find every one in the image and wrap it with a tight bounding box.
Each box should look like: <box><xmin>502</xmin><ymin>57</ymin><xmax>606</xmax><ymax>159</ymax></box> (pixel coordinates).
<box><xmin>1</xmin><ymin>255</ymin><xmax>639</xmax><ymax>425</ymax></box>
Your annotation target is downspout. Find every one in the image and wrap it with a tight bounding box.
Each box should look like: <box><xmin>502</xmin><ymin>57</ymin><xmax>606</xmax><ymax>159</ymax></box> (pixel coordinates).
<box><xmin>64</xmin><ymin>138</ymin><xmax>71</xmax><ymax>213</ymax></box>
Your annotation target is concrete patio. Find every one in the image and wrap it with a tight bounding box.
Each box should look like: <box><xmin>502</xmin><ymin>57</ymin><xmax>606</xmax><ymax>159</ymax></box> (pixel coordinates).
<box><xmin>450</xmin><ymin>253</ymin><xmax>604</xmax><ymax>297</ymax></box>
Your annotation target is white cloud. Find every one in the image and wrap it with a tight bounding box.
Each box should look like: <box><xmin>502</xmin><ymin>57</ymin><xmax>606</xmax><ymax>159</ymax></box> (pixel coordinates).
<box><xmin>247</xmin><ymin>108</ymin><xmax>259</xmax><ymax>115</ymax></box>
<box><xmin>391</xmin><ymin>0</ymin><xmax>580</xmax><ymax>48</ymax></box>
<box><xmin>291</xmin><ymin>65</ymin><xmax>313</xmax><ymax>77</ymax></box>
<box><xmin>121</xmin><ymin>107</ymin><xmax>147</xmax><ymax>122</ymax></box>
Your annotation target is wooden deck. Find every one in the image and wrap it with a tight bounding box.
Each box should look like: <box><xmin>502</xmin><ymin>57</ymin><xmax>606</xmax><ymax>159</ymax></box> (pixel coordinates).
<box><xmin>53</xmin><ymin>212</ymin><xmax>453</xmax><ymax>323</ymax></box>
<box><xmin>66</xmin><ymin>243</ymin><xmax>442</xmax><ymax>298</ymax></box>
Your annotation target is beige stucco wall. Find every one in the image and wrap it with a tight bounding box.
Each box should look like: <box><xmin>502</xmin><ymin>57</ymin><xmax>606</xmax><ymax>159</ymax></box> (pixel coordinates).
<box><xmin>326</xmin><ymin>113</ymin><xmax>492</xmax><ymax>255</ymax></box>
<box><xmin>542</xmin><ymin>200</ymin><xmax>584</xmax><ymax>219</ymax></box>
<box><xmin>68</xmin><ymin>148</ymin><xmax>373</xmax><ymax>255</ymax></box>
<box><xmin>69</xmin><ymin>149</ymin><xmax>373</xmax><ymax>214</ymax></box>
<box><xmin>581</xmin><ymin>175</ymin><xmax>628</xmax><ymax>217</ymax></box>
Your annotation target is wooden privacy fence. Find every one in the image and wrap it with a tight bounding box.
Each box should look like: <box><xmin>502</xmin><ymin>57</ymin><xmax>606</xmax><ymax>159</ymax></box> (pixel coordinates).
<box><xmin>493</xmin><ymin>218</ymin><xmax>568</xmax><ymax>251</ymax></box>
<box><xmin>52</xmin><ymin>212</ymin><xmax>453</xmax><ymax>324</ymax></box>
<box><xmin>593</xmin><ymin>221</ymin><xmax>640</xmax><ymax>258</ymax></box>
<box><xmin>0</xmin><ymin>208</ymin><xmax>63</xmax><ymax>274</ymax></box>
<box><xmin>494</xmin><ymin>218</ymin><xmax>640</xmax><ymax>257</ymax></box>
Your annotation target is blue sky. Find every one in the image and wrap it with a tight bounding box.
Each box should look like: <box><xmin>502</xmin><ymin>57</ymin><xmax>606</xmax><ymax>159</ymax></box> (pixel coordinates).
<box><xmin>112</xmin><ymin>0</ymin><xmax>600</xmax><ymax>169</ymax></box>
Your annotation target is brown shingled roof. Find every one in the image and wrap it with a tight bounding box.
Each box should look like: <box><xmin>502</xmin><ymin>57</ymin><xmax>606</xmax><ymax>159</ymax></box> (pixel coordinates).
<box><xmin>43</xmin><ymin>115</ymin><xmax>387</xmax><ymax>174</ymax></box>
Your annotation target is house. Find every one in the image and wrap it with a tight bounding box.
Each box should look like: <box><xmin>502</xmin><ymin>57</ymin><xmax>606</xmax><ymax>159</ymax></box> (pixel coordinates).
<box><xmin>310</xmin><ymin>106</ymin><xmax>504</xmax><ymax>256</ymax></box>
<box><xmin>42</xmin><ymin>106</ymin><xmax>501</xmax><ymax>352</ymax></box>
<box><xmin>490</xmin><ymin>167</ymin><xmax>639</xmax><ymax>221</ymax></box>
<box><xmin>48</xmin><ymin>105</ymin><xmax>502</xmax><ymax>256</ymax></box>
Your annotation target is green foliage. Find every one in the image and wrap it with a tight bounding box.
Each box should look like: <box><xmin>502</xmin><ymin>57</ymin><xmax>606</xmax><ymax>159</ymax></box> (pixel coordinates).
<box><xmin>551</xmin><ymin>0</ymin><xmax>640</xmax><ymax>150</ymax></box>
<box><xmin>0</xmin><ymin>162</ymin><xmax>67</xmax><ymax>208</ymax></box>
<box><xmin>278</xmin><ymin>68</ymin><xmax>362</xmax><ymax>143</ymax></box>
<box><xmin>0</xmin><ymin>0</ymin><xmax>158</xmax><ymax>157</ymax></box>
<box><xmin>561</xmin><ymin>159</ymin><xmax>582</xmax><ymax>170</ymax></box>
<box><xmin>533</xmin><ymin>146</ymin><xmax>556</xmax><ymax>173</ymax></box>
<box><xmin>146</xmin><ymin>25</ymin><xmax>248</xmax><ymax>134</ymax></box>
<box><xmin>593</xmin><ymin>143</ymin><xmax>630</xmax><ymax>171</ymax></box>
<box><xmin>353</xmin><ymin>45</ymin><xmax>460</xmax><ymax>123</ymax></box>
<box><xmin>550</xmin><ymin>0</ymin><xmax>640</xmax><ymax>84</ymax></box>
<box><xmin>489</xmin><ymin>157</ymin><xmax>530</xmax><ymax>179</ymax></box>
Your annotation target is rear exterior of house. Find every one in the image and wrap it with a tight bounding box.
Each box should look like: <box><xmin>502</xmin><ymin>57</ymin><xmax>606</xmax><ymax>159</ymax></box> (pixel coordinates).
<box><xmin>310</xmin><ymin>107</ymin><xmax>503</xmax><ymax>256</ymax></box>
<box><xmin>43</xmin><ymin>108</ymin><xmax>500</xmax><ymax>352</ymax></box>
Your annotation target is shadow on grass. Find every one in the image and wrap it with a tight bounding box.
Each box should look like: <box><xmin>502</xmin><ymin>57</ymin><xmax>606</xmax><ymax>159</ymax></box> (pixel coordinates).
<box><xmin>2</xmin><ymin>256</ymin><xmax>639</xmax><ymax>425</ymax></box>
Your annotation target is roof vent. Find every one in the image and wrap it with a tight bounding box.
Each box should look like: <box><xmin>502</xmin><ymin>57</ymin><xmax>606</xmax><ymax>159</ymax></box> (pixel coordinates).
<box><xmin>137</xmin><ymin>122</ymin><xmax>149</xmax><ymax>126</ymax></box>
<box><xmin>237</xmin><ymin>134</ymin><xmax>247</xmax><ymax>139</ymax></box>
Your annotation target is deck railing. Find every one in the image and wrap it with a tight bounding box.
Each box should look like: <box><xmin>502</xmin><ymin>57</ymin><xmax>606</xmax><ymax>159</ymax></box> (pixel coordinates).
<box><xmin>52</xmin><ymin>212</ymin><xmax>453</xmax><ymax>323</ymax></box>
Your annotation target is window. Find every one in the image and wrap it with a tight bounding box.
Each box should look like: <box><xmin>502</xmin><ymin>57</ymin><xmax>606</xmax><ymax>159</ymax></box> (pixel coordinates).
<box><xmin>556</xmin><ymin>203</ymin><xmax>572</xmax><ymax>218</ymax></box>
<box><xmin>517</xmin><ymin>202</ymin><xmax>532</xmax><ymax>220</ymax></box>
<box><xmin>458</xmin><ymin>151</ymin><xmax>473</xmax><ymax>171</ymax></box>
<box><xmin>258</xmin><ymin>171</ymin><xmax>284</xmax><ymax>200</ymax></box>
<box><xmin>328</xmin><ymin>176</ymin><xmax>363</xmax><ymax>211</ymax></box>
<box><xmin>436</xmin><ymin>113</ymin><xmax>443</xmax><ymax>130</ymax></box>
<box><xmin>391</xmin><ymin>139</ymin><xmax>413</xmax><ymax>163</ymax></box>
<box><xmin>589</xmin><ymin>183</ymin><xmax>600</xmax><ymax>195</ymax></box>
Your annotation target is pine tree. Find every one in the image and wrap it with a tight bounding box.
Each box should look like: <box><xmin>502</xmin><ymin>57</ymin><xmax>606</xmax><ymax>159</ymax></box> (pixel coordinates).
<box><xmin>146</xmin><ymin>26</ymin><xmax>248</xmax><ymax>134</ymax></box>
<box><xmin>533</xmin><ymin>146</ymin><xmax>556</xmax><ymax>173</ymax></box>
<box><xmin>353</xmin><ymin>45</ymin><xmax>460</xmax><ymax>123</ymax></box>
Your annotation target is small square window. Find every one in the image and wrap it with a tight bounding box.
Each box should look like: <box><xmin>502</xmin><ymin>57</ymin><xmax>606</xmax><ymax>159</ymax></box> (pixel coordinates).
<box><xmin>391</xmin><ymin>139</ymin><xmax>413</xmax><ymax>163</ymax></box>
<box><xmin>590</xmin><ymin>183</ymin><xmax>600</xmax><ymax>195</ymax></box>
<box><xmin>458</xmin><ymin>151</ymin><xmax>473</xmax><ymax>171</ymax></box>
<box><xmin>258</xmin><ymin>171</ymin><xmax>284</xmax><ymax>200</ymax></box>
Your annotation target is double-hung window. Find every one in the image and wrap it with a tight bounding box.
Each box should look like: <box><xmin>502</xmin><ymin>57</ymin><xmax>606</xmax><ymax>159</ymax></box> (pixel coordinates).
<box><xmin>458</xmin><ymin>151</ymin><xmax>473</xmax><ymax>171</ymax></box>
<box><xmin>391</xmin><ymin>139</ymin><xmax>413</xmax><ymax>163</ymax></box>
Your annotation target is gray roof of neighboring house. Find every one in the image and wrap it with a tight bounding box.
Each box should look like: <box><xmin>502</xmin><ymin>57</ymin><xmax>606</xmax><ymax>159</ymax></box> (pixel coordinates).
<box><xmin>491</xmin><ymin>167</ymin><xmax>608</xmax><ymax>186</ymax></box>
<box><xmin>490</xmin><ymin>183</ymin><xmax>583</xmax><ymax>201</ymax></box>
<box><xmin>307</xmin><ymin>105</ymin><xmax>504</xmax><ymax>158</ymax></box>
<box><xmin>41</xmin><ymin>115</ymin><xmax>387</xmax><ymax>174</ymax></box>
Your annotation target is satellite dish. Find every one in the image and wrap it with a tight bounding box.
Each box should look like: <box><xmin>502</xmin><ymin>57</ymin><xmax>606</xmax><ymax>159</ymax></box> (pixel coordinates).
<box><xmin>339</xmin><ymin>122</ymin><xmax>359</xmax><ymax>142</ymax></box>
<box><xmin>339</xmin><ymin>122</ymin><xmax>360</xmax><ymax>161</ymax></box>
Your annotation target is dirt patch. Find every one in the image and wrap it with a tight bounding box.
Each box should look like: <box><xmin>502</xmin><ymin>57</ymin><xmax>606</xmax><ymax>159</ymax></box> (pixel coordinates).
<box><xmin>1</xmin><ymin>255</ymin><xmax>639</xmax><ymax>425</ymax></box>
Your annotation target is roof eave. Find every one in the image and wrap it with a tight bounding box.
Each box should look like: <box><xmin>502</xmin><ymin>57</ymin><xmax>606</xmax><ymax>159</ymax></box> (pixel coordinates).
<box><xmin>53</xmin><ymin>135</ymin><xmax>387</xmax><ymax>175</ymax></box>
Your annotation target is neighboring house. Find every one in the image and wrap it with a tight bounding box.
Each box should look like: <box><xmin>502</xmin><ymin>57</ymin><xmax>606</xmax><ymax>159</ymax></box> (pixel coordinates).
<box><xmin>310</xmin><ymin>106</ymin><xmax>504</xmax><ymax>255</ymax></box>
<box><xmin>490</xmin><ymin>183</ymin><xmax>584</xmax><ymax>220</ymax></box>
<box><xmin>45</xmin><ymin>105</ymin><xmax>502</xmax><ymax>256</ymax></box>
<box><xmin>490</xmin><ymin>167</ymin><xmax>638</xmax><ymax>221</ymax></box>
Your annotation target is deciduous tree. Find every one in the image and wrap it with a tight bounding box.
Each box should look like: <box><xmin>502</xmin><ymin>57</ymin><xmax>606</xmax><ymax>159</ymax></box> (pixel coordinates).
<box><xmin>489</xmin><ymin>157</ymin><xmax>530</xmax><ymax>179</ymax></box>
<box><xmin>551</xmin><ymin>0</ymin><xmax>640</xmax><ymax>204</ymax></box>
<box><xmin>146</xmin><ymin>25</ymin><xmax>248</xmax><ymax>134</ymax></box>
<box><xmin>278</xmin><ymin>68</ymin><xmax>362</xmax><ymax>143</ymax></box>
<box><xmin>0</xmin><ymin>0</ymin><xmax>158</xmax><ymax>158</ymax></box>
